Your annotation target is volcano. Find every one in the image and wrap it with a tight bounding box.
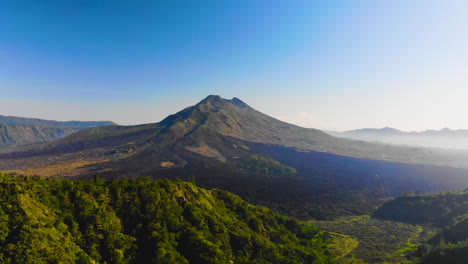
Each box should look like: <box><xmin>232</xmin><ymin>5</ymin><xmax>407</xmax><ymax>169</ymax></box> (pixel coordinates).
<box><xmin>1</xmin><ymin>95</ymin><xmax>468</xmax><ymax>219</ymax></box>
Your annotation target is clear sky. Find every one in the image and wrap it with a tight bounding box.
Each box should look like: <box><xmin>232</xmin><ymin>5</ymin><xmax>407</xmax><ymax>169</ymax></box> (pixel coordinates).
<box><xmin>1</xmin><ymin>0</ymin><xmax>467</xmax><ymax>131</ymax></box>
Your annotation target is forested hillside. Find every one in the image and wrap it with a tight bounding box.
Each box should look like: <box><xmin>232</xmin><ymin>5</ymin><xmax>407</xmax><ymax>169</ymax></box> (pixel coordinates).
<box><xmin>373</xmin><ymin>190</ymin><xmax>468</xmax><ymax>263</ymax></box>
<box><xmin>0</xmin><ymin>173</ymin><xmax>336</xmax><ymax>264</ymax></box>
<box><xmin>373</xmin><ymin>191</ymin><xmax>468</xmax><ymax>227</ymax></box>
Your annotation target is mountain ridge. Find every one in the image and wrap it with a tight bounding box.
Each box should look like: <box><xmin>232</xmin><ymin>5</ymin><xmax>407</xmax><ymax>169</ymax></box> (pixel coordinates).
<box><xmin>334</xmin><ymin>126</ymin><xmax>468</xmax><ymax>137</ymax></box>
<box><xmin>0</xmin><ymin>114</ymin><xmax>116</xmax><ymax>127</ymax></box>
<box><xmin>0</xmin><ymin>115</ymin><xmax>115</xmax><ymax>147</ymax></box>
<box><xmin>329</xmin><ymin>126</ymin><xmax>468</xmax><ymax>150</ymax></box>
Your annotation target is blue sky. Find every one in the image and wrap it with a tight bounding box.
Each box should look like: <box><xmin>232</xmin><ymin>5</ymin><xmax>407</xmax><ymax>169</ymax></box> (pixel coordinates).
<box><xmin>1</xmin><ymin>0</ymin><xmax>467</xmax><ymax>131</ymax></box>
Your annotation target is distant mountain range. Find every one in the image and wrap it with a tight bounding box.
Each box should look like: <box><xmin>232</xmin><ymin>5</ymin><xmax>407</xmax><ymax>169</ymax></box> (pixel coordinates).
<box><xmin>0</xmin><ymin>115</ymin><xmax>115</xmax><ymax>147</ymax></box>
<box><xmin>333</xmin><ymin>127</ymin><xmax>468</xmax><ymax>137</ymax></box>
<box><xmin>1</xmin><ymin>95</ymin><xmax>468</xmax><ymax>219</ymax></box>
<box><xmin>328</xmin><ymin>127</ymin><xmax>468</xmax><ymax>150</ymax></box>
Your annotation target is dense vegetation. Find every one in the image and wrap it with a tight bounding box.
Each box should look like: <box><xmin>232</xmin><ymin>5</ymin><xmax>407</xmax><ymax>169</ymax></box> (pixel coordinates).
<box><xmin>373</xmin><ymin>190</ymin><xmax>468</xmax><ymax>263</ymax></box>
<box><xmin>373</xmin><ymin>191</ymin><xmax>468</xmax><ymax>227</ymax></box>
<box><xmin>419</xmin><ymin>246</ymin><xmax>468</xmax><ymax>264</ymax></box>
<box><xmin>0</xmin><ymin>173</ymin><xmax>336</xmax><ymax>264</ymax></box>
<box><xmin>237</xmin><ymin>154</ymin><xmax>297</xmax><ymax>175</ymax></box>
<box><xmin>310</xmin><ymin>215</ymin><xmax>435</xmax><ymax>264</ymax></box>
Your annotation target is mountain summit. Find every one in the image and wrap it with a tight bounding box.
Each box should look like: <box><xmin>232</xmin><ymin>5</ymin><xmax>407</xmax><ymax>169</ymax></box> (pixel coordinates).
<box><xmin>156</xmin><ymin>95</ymin><xmax>330</xmax><ymax>149</ymax></box>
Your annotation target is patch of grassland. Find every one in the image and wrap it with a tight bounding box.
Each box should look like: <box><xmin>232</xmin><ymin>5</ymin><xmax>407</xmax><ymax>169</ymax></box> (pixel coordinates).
<box><xmin>161</xmin><ymin>161</ymin><xmax>176</xmax><ymax>168</ymax></box>
<box><xmin>329</xmin><ymin>233</ymin><xmax>359</xmax><ymax>257</ymax></box>
<box><xmin>186</xmin><ymin>142</ymin><xmax>226</xmax><ymax>162</ymax></box>
<box><xmin>5</xmin><ymin>159</ymin><xmax>108</xmax><ymax>177</ymax></box>
<box><xmin>310</xmin><ymin>216</ymin><xmax>433</xmax><ymax>264</ymax></box>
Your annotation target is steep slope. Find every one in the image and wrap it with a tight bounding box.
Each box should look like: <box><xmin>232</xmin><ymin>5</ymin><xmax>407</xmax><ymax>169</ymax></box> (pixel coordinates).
<box><xmin>148</xmin><ymin>96</ymin><xmax>468</xmax><ymax>167</ymax></box>
<box><xmin>0</xmin><ymin>173</ymin><xmax>336</xmax><ymax>264</ymax></box>
<box><xmin>153</xmin><ymin>95</ymin><xmax>331</xmax><ymax>148</ymax></box>
<box><xmin>145</xmin><ymin>96</ymin><xmax>442</xmax><ymax>164</ymax></box>
<box><xmin>0</xmin><ymin>114</ymin><xmax>115</xmax><ymax>147</ymax></box>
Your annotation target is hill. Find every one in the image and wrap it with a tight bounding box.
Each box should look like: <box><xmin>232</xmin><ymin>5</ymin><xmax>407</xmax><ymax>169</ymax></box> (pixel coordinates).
<box><xmin>0</xmin><ymin>114</ymin><xmax>115</xmax><ymax>147</ymax></box>
<box><xmin>373</xmin><ymin>191</ymin><xmax>468</xmax><ymax>227</ymax></box>
<box><xmin>0</xmin><ymin>173</ymin><xmax>336</xmax><ymax>264</ymax></box>
<box><xmin>373</xmin><ymin>190</ymin><xmax>468</xmax><ymax>263</ymax></box>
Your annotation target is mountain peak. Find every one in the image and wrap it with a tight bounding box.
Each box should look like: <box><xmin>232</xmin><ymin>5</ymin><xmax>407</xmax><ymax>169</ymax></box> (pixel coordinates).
<box><xmin>229</xmin><ymin>97</ymin><xmax>248</xmax><ymax>108</ymax></box>
<box><xmin>380</xmin><ymin>127</ymin><xmax>402</xmax><ymax>133</ymax></box>
<box><xmin>197</xmin><ymin>95</ymin><xmax>249</xmax><ymax>109</ymax></box>
<box><xmin>157</xmin><ymin>94</ymin><xmax>328</xmax><ymax>149</ymax></box>
<box><xmin>347</xmin><ymin>127</ymin><xmax>403</xmax><ymax>135</ymax></box>
<box><xmin>199</xmin><ymin>95</ymin><xmax>223</xmax><ymax>103</ymax></box>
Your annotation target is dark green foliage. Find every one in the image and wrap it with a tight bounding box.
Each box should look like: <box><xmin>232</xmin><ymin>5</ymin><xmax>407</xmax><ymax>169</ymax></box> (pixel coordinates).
<box><xmin>0</xmin><ymin>173</ymin><xmax>336</xmax><ymax>264</ymax></box>
<box><xmin>311</xmin><ymin>215</ymin><xmax>433</xmax><ymax>263</ymax></box>
<box><xmin>373</xmin><ymin>191</ymin><xmax>468</xmax><ymax>227</ymax></box>
<box><xmin>373</xmin><ymin>190</ymin><xmax>468</xmax><ymax>264</ymax></box>
<box><xmin>428</xmin><ymin>218</ymin><xmax>468</xmax><ymax>247</ymax></box>
<box><xmin>238</xmin><ymin>154</ymin><xmax>297</xmax><ymax>175</ymax></box>
<box><xmin>419</xmin><ymin>246</ymin><xmax>468</xmax><ymax>264</ymax></box>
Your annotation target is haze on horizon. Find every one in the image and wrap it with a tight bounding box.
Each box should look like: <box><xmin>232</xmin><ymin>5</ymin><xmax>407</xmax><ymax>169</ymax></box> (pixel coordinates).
<box><xmin>1</xmin><ymin>0</ymin><xmax>468</xmax><ymax>132</ymax></box>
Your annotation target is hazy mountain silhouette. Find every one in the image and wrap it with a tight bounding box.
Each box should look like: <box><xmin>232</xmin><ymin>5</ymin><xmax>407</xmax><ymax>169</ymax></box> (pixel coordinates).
<box><xmin>329</xmin><ymin>127</ymin><xmax>468</xmax><ymax>150</ymax></box>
